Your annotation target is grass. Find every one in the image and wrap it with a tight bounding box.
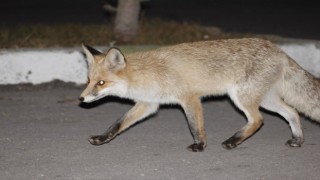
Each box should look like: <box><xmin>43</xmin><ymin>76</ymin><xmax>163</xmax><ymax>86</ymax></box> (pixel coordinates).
<box><xmin>0</xmin><ymin>19</ymin><xmax>281</xmax><ymax>49</ymax></box>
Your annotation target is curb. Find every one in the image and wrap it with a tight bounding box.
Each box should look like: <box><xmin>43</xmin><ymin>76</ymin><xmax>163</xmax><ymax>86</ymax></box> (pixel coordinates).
<box><xmin>0</xmin><ymin>48</ymin><xmax>87</xmax><ymax>85</ymax></box>
<box><xmin>1</xmin><ymin>40</ymin><xmax>320</xmax><ymax>85</ymax></box>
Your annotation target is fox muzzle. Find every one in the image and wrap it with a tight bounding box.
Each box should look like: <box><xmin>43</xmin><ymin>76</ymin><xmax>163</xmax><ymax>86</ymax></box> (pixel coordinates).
<box><xmin>78</xmin><ymin>96</ymin><xmax>85</xmax><ymax>102</ymax></box>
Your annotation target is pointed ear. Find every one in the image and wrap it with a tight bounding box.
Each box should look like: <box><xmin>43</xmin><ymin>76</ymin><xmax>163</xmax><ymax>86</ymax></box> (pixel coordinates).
<box><xmin>81</xmin><ymin>43</ymin><xmax>103</xmax><ymax>65</ymax></box>
<box><xmin>105</xmin><ymin>47</ymin><xmax>126</xmax><ymax>70</ymax></box>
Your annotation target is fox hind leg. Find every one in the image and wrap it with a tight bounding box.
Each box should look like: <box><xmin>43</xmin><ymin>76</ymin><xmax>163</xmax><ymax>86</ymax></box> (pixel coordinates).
<box><xmin>222</xmin><ymin>105</ymin><xmax>263</xmax><ymax>149</ymax></box>
<box><xmin>223</xmin><ymin>88</ymin><xmax>263</xmax><ymax>150</ymax></box>
<box><xmin>260</xmin><ymin>90</ymin><xmax>304</xmax><ymax>147</ymax></box>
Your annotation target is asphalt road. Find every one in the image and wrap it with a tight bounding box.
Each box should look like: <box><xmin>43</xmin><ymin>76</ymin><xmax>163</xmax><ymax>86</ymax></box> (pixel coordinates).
<box><xmin>1</xmin><ymin>0</ymin><xmax>320</xmax><ymax>40</ymax></box>
<box><xmin>1</xmin><ymin>82</ymin><xmax>320</xmax><ymax>179</ymax></box>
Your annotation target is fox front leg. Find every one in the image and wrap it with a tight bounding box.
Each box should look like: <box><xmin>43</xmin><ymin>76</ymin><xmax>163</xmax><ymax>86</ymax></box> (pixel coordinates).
<box><xmin>181</xmin><ymin>96</ymin><xmax>207</xmax><ymax>152</ymax></box>
<box><xmin>89</xmin><ymin>102</ymin><xmax>159</xmax><ymax>145</ymax></box>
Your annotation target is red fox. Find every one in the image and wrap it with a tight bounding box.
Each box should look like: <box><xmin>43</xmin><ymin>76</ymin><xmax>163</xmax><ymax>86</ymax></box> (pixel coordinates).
<box><xmin>79</xmin><ymin>38</ymin><xmax>320</xmax><ymax>152</ymax></box>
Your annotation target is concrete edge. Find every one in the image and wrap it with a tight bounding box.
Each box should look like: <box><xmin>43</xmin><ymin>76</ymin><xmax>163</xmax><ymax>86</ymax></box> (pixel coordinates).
<box><xmin>0</xmin><ymin>39</ymin><xmax>320</xmax><ymax>85</ymax></box>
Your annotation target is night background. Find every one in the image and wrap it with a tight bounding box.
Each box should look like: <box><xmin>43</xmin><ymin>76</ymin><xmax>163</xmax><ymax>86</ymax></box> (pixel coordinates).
<box><xmin>1</xmin><ymin>0</ymin><xmax>320</xmax><ymax>40</ymax></box>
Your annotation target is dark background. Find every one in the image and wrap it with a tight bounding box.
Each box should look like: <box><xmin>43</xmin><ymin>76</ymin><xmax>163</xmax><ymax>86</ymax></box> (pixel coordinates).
<box><xmin>1</xmin><ymin>0</ymin><xmax>320</xmax><ymax>40</ymax></box>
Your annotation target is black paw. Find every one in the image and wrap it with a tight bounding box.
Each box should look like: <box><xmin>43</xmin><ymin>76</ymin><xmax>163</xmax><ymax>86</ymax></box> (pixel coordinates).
<box><xmin>222</xmin><ymin>134</ymin><xmax>242</xmax><ymax>150</ymax></box>
<box><xmin>221</xmin><ymin>141</ymin><xmax>237</xmax><ymax>150</ymax></box>
<box><xmin>88</xmin><ymin>123</ymin><xmax>121</xmax><ymax>146</ymax></box>
<box><xmin>187</xmin><ymin>142</ymin><xmax>206</xmax><ymax>152</ymax></box>
<box><xmin>285</xmin><ymin>137</ymin><xmax>304</xmax><ymax>147</ymax></box>
<box><xmin>88</xmin><ymin>134</ymin><xmax>112</xmax><ymax>145</ymax></box>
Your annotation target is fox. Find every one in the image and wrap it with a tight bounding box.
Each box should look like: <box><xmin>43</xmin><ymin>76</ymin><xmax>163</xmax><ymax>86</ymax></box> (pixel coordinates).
<box><xmin>79</xmin><ymin>38</ymin><xmax>320</xmax><ymax>152</ymax></box>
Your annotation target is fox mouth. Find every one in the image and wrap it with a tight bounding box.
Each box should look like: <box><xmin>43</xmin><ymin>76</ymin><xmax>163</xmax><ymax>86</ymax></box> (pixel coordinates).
<box><xmin>80</xmin><ymin>93</ymin><xmax>106</xmax><ymax>103</ymax></box>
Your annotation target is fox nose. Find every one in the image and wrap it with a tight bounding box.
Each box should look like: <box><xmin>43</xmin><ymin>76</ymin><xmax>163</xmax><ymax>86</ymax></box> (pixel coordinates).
<box><xmin>78</xmin><ymin>96</ymin><xmax>84</xmax><ymax>102</ymax></box>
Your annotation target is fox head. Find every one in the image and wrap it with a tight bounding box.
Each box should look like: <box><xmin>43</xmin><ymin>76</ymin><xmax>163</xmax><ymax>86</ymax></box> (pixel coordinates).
<box><xmin>79</xmin><ymin>44</ymin><xmax>128</xmax><ymax>103</ymax></box>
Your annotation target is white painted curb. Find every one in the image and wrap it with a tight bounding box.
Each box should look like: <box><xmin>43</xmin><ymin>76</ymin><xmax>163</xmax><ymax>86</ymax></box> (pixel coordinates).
<box><xmin>280</xmin><ymin>42</ymin><xmax>320</xmax><ymax>77</ymax></box>
<box><xmin>0</xmin><ymin>49</ymin><xmax>87</xmax><ymax>85</ymax></box>
<box><xmin>0</xmin><ymin>41</ymin><xmax>320</xmax><ymax>85</ymax></box>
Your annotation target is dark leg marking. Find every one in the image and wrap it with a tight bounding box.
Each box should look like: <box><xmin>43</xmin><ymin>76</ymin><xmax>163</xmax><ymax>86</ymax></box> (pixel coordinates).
<box><xmin>222</xmin><ymin>132</ymin><xmax>242</xmax><ymax>150</ymax></box>
<box><xmin>286</xmin><ymin>136</ymin><xmax>304</xmax><ymax>147</ymax></box>
<box><xmin>89</xmin><ymin>123</ymin><xmax>121</xmax><ymax>146</ymax></box>
<box><xmin>187</xmin><ymin>142</ymin><xmax>206</xmax><ymax>152</ymax></box>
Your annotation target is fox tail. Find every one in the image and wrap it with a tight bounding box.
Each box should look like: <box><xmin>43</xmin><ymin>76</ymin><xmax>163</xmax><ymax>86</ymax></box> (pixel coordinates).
<box><xmin>281</xmin><ymin>58</ymin><xmax>320</xmax><ymax>122</ymax></box>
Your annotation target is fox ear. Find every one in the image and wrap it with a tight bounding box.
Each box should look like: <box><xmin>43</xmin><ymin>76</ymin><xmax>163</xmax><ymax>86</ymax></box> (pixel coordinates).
<box><xmin>81</xmin><ymin>43</ymin><xmax>103</xmax><ymax>65</ymax></box>
<box><xmin>106</xmin><ymin>47</ymin><xmax>126</xmax><ymax>70</ymax></box>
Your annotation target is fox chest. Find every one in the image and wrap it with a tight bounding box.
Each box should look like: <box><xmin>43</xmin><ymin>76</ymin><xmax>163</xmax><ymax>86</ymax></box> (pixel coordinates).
<box><xmin>127</xmin><ymin>87</ymin><xmax>179</xmax><ymax>104</ymax></box>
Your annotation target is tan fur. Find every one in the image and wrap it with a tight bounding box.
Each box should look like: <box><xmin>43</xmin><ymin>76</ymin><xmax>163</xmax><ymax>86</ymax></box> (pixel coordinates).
<box><xmin>118</xmin><ymin>102</ymin><xmax>159</xmax><ymax>132</ymax></box>
<box><xmin>80</xmin><ymin>38</ymin><xmax>320</xmax><ymax>151</ymax></box>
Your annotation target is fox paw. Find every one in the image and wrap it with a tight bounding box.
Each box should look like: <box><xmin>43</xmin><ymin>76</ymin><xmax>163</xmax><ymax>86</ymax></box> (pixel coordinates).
<box><xmin>221</xmin><ymin>141</ymin><xmax>237</xmax><ymax>150</ymax></box>
<box><xmin>222</xmin><ymin>133</ymin><xmax>242</xmax><ymax>150</ymax></box>
<box><xmin>187</xmin><ymin>142</ymin><xmax>206</xmax><ymax>152</ymax></box>
<box><xmin>89</xmin><ymin>123</ymin><xmax>120</xmax><ymax>146</ymax></box>
<box><xmin>285</xmin><ymin>137</ymin><xmax>304</xmax><ymax>147</ymax></box>
<box><xmin>88</xmin><ymin>135</ymin><xmax>111</xmax><ymax>145</ymax></box>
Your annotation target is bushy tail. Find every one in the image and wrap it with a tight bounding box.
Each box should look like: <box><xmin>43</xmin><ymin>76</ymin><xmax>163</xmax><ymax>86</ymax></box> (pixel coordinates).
<box><xmin>281</xmin><ymin>58</ymin><xmax>320</xmax><ymax>122</ymax></box>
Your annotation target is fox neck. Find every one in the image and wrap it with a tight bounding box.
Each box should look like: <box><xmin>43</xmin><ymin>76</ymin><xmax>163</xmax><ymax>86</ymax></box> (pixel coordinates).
<box><xmin>124</xmin><ymin>68</ymin><xmax>177</xmax><ymax>104</ymax></box>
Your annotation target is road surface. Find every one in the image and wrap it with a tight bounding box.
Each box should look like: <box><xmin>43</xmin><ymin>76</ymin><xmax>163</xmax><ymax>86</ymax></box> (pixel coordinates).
<box><xmin>1</xmin><ymin>82</ymin><xmax>320</xmax><ymax>179</ymax></box>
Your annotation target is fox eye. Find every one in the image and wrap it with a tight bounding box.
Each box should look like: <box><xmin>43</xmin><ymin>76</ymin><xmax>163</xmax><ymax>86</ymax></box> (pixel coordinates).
<box><xmin>87</xmin><ymin>78</ymin><xmax>90</xmax><ymax>84</ymax></box>
<box><xmin>97</xmin><ymin>80</ymin><xmax>105</xmax><ymax>86</ymax></box>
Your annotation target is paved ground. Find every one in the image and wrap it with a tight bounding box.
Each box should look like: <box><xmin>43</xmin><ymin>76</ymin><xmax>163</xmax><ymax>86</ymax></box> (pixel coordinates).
<box><xmin>1</xmin><ymin>82</ymin><xmax>320</xmax><ymax>180</ymax></box>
